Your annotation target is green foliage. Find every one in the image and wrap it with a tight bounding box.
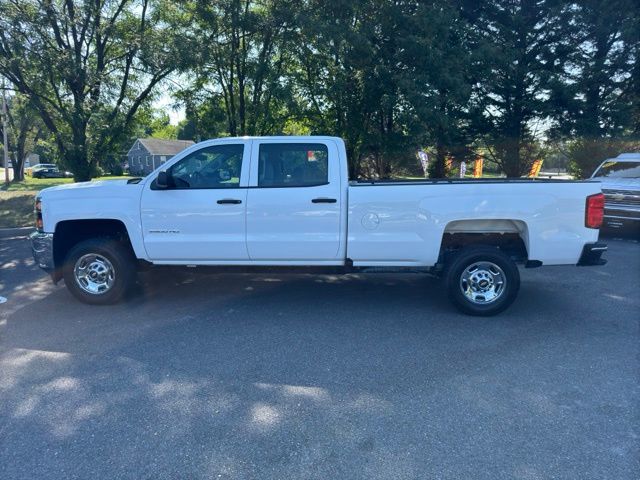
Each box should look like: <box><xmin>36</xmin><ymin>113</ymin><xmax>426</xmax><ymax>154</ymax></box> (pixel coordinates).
<box><xmin>0</xmin><ymin>0</ymin><xmax>637</xmax><ymax>180</ymax></box>
<box><xmin>548</xmin><ymin>0</ymin><xmax>639</xmax><ymax>178</ymax></box>
<box><xmin>465</xmin><ymin>0</ymin><xmax>574</xmax><ymax>177</ymax></box>
<box><xmin>294</xmin><ymin>0</ymin><xmax>427</xmax><ymax>178</ymax></box>
<box><xmin>1</xmin><ymin>93</ymin><xmax>44</xmax><ymax>181</ymax></box>
<box><xmin>0</xmin><ymin>0</ymin><xmax>181</xmax><ymax>180</ymax></box>
<box><xmin>129</xmin><ymin>108</ymin><xmax>178</xmax><ymax>140</ymax></box>
<box><xmin>164</xmin><ymin>0</ymin><xmax>301</xmax><ymax>138</ymax></box>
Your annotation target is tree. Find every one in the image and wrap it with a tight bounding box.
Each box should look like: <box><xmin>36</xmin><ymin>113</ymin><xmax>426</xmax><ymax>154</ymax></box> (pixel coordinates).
<box><xmin>167</xmin><ymin>0</ymin><xmax>300</xmax><ymax>138</ymax></box>
<box><xmin>466</xmin><ymin>0</ymin><xmax>571</xmax><ymax>177</ymax></box>
<box><xmin>129</xmin><ymin>108</ymin><xmax>178</xmax><ymax>139</ymax></box>
<box><xmin>295</xmin><ymin>0</ymin><xmax>425</xmax><ymax>179</ymax></box>
<box><xmin>2</xmin><ymin>92</ymin><xmax>44</xmax><ymax>181</ymax></box>
<box><xmin>549</xmin><ymin>0</ymin><xmax>639</xmax><ymax>177</ymax></box>
<box><xmin>399</xmin><ymin>1</ymin><xmax>479</xmax><ymax>178</ymax></box>
<box><xmin>0</xmin><ymin>0</ymin><xmax>181</xmax><ymax>180</ymax></box>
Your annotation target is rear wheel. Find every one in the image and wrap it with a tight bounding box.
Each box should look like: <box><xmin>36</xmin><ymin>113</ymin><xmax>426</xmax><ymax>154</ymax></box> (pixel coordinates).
<box><xmin>62</xmin><ymin>238</ymin><xmax>136</xmax><ymax>305</ymax></box>
<box><xmin>444</xmin><ymin>246</ymin><xmax>520</xmax><ymax>316</ymax></box>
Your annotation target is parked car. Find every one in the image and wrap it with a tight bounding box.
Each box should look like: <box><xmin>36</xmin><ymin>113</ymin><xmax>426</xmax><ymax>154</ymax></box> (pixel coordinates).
<box><xmin>590</xmin><ymin>153</ymin><xmax>640</xmax><ymax>230</ymax></box>
<box><xmin>26</xmin><ymin>163</ymin><xmax>57</xmax><ymax>176</ymax></box>
<box><xmin>30</xmin><ymin>136</ymin><xmax>606</xmax><ymax>315</ymax></box>
<box><xmin>32</xmin><ymin>167</ymin><xmax>74</xmax><ymax>179</ymax></box>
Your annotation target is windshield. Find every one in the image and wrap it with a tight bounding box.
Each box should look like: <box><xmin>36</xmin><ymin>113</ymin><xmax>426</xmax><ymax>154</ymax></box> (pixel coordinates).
<box><xmin>593</xmin><ymin>161</ymin><xmax>640</xmax><ymax>179</ymax></box>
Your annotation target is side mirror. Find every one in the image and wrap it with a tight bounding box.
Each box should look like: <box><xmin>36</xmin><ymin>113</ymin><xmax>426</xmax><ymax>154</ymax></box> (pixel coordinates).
<box><xmin>156</xmin><ymin>170</ymin><xmax>170</xmax><ymax>189</ymax></box>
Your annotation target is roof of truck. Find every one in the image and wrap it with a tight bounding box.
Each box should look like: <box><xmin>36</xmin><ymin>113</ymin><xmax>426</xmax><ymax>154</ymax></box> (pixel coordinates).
<box><xmin>613</xmin><ymin>153</ymin><xmax>640</xmax><ymax>161</ymax></box>
<box><xmin>203</xmin><ymin>136</ymin><xmax>344</xmax><ymax>142</ymax></box>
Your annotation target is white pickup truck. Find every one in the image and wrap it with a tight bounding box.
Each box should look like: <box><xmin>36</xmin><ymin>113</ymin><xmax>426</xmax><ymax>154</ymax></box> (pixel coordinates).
<box><xmin>30</xmin><ymin>136</ymin><xmax>607</xmax><ymax>315</ymax></box>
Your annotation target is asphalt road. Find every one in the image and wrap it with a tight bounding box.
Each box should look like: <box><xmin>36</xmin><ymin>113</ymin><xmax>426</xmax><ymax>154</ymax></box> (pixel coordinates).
<box><xmin>1</xmin><ymin>231</ymin><xmax>638</xmax><ymax>479</ymax></box>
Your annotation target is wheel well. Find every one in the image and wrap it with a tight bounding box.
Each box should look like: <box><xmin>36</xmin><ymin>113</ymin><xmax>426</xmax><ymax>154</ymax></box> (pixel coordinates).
<box><xmin>53</xmin><ymin>219</ymin><xmax>133</xmax><ymax>269</ymax></box>
<box><xmin>439</xmin><ymin>220</ymin><xmax>529</xmax><ymax>263</ymax></box>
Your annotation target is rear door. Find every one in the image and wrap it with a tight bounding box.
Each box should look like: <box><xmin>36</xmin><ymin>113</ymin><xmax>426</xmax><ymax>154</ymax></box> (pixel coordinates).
<box><xmin>246</xmin><ymin>139</ymin><xmax>342</xmax><ymax>262</ymax></box>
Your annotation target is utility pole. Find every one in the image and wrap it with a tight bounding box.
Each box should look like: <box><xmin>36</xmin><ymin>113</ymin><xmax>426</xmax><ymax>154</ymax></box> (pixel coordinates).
<box><xmin>1</xmin><ymin>78</ymin><xmax>8</xmax><ymax>187</ymax></box>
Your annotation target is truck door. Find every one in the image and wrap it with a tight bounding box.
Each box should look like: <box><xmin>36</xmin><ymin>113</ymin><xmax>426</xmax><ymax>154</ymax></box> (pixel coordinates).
<box><xmin>140</xmin><ymin>141</ymin><xmax>251</xmax><ymax>262</ymax></box>
<box><xmin>246</xmin><ymin>140</ymin><xmax>342</xmax><ymax>262</ymax></box>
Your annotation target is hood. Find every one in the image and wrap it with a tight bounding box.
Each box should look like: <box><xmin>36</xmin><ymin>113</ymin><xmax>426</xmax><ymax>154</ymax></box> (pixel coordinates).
<box><xmin>39</xmin><ymin>179</ymin><xmax>141</xmax><ymax>199</ymax></box>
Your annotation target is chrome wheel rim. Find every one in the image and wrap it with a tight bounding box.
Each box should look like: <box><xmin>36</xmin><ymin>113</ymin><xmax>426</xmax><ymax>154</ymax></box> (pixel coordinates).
<box><xmin>459</xmin><ymin>261</ymin><xmax>506</xmax><ymax>305</ymax></box>
<box><xmin>74</xmin><ymin>254</ymin><xmax>115</xmax><ymax>295</ymax></box>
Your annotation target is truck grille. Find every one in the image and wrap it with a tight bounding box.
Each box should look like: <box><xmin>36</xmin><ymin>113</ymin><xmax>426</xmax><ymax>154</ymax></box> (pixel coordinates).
<box><xmin>603</xmin><ymin>189</ymin><xmax>640</xmax><ymax>207</ymax></box>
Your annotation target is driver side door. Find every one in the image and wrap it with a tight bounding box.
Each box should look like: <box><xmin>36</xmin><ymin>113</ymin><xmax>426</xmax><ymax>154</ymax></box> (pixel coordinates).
<box><xmin>140</xmin><ymin>141</ymin><xmax>250</xmax><ymax>262</ymax></box>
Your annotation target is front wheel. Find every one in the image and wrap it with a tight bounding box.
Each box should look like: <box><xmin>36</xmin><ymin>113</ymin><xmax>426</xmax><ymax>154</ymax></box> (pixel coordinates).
<box><xmin>444</xmin><ymin>246</ymin><xmax>520</xmax><ymax>316</ymax></box>
<box><xmin>62</xmin><ymin>238</ymin><xmax>136</xmax><ymax>305</ymax></box>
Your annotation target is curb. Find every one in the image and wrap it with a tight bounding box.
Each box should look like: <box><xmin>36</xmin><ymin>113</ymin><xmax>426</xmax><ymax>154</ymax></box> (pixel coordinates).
<box><xmin>0</xmin><ymin>226</ymin><xmax>35</xmax><ymax>238</ymax></box>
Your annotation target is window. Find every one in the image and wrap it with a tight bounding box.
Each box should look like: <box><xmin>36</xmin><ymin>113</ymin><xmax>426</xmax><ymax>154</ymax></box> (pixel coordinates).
<box><xmin>146</xmin><ymin>156</ymin><xmax>151</xmax><ymax>167</ymax></box>
<box><xmin>593</xmin><ymin>161</ymin><xmax>640</xmax><ymax>179</ymax></box>
<box><xmin>258</xmin><ymin>143</ymin><xmax>328</xmax><ymax>187</ymax></box>
<box><xmin>160</xmin><ymin>156</ymin><xmax>167</xmax><ymax>163</ymax></box>
<box><xmin>168</xmin><ymin>144</ymin><xmax>244</xmax><ymax>189</ymax></box>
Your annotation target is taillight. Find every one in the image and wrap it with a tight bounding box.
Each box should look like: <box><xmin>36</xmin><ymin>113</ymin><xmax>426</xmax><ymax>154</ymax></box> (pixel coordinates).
<box><xmin>34</xmin><ymin>197</ymin><xmax>43</xmax><ymax>231</ymax></box>
<box><xmin>585</xmin><ymin>193</ymin><xmax>604</xmax><ymax>229</ymax></box>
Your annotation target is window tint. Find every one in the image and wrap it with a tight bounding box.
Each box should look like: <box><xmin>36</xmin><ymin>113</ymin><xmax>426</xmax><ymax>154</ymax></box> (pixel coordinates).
<box><xmin>258</xmin><ymin>143</ymin><xmax>328</xmax><ymax>187</ymax></box>
<box><xmin>593</xmin><ymin>161</ymin><xmax>640</xmax><ymax>179</ymax></box>
<box><xmin>169</xmin><ymin>144</ymin><xmax>244</xmax><ymax>189</ymax></box>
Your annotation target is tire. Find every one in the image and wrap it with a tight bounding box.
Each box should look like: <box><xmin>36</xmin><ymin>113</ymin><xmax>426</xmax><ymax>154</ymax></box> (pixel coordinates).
<box><xmin>444</xmin><ymin>246</ymin><xmax>520</xmax><ymax>316</ymax></box>
<box><xmin>62</xmin><ymin>238</ymin><xmax>136</xmax><ymax>305</ymax></box>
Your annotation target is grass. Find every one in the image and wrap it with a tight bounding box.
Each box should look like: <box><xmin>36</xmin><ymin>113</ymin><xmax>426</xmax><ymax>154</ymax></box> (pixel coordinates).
<box><xmin>0</xmin><ymin>176</ymin><xmax>132</xmax><ymax>228</ymax></box>
<box><xmin>0</xmin><ymin>191</ymin><xmax>36</xmax><ymax>229</ymax></box>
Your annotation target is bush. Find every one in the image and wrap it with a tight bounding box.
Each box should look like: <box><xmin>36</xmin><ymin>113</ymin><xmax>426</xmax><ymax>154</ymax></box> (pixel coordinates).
<box><xmin>110</xmin><ymin>164</ymin><xmax>124</xmax><ymax>176</ymax></box>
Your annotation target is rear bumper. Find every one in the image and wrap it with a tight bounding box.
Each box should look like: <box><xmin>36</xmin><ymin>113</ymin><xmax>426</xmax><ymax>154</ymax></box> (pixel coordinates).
<box><xmin>603</xmin><ymin>200</ymin><xmax>640</xmax><ymax>226</ymax></box>
<box><xmin>577</xmin><ymin>242</ymin><xmax>608</xmax><ymax>266</ymax></box>
<box><xmin>603</xmin><ymin>209</ymin><xmax>640</xmax><ymax>228</ymax></box>
<box><xmin>30</xmin><ymin>231</ymin><xmax>55</xmax><ymax>271</ymax></box>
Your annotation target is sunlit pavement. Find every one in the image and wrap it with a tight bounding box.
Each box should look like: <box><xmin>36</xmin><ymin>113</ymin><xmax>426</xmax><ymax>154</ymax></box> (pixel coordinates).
<box><xmin>1</xmin><ymin>230</ymin><xmax>638</xmax><ymax>479</ymax></box>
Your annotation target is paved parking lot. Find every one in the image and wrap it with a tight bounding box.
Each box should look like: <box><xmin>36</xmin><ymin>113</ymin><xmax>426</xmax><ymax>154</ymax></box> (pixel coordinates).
<box><xmin>1</xmin><ymin>230</ymin><xmax>638</xmax><ymax>479</ymax></box>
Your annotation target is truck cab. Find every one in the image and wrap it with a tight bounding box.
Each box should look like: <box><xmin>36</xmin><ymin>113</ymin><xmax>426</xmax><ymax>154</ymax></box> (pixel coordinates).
<box><xmin>140</xmin><ymin>137</ymin><xmax>348</xmax><ymax>264</ymax></box>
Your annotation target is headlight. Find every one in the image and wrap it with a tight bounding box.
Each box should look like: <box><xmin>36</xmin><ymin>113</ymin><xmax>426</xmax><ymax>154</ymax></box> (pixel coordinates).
<box><xmin>35</xmin><ymin>197</ymin><xmax>43</xmax><ymax>231</ymax></box>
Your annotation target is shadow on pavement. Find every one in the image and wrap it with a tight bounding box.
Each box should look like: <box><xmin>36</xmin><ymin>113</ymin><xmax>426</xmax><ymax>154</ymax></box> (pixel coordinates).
<box><xmin>1</xmin><ymin>236</ymin><xmax>638</xmax><ymax>479</ymax></box>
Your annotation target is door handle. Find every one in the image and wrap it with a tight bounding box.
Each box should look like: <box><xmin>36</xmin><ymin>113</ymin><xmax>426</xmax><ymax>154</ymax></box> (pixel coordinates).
<box><xmin>217</xmin><ymin>199</ymin><xmax>242</xmax><ymax>205</ymax></box>
<box><xmin>312</xmin><ymin>198</ymin><xmax>337</xmax><ymax>204</ymax></box>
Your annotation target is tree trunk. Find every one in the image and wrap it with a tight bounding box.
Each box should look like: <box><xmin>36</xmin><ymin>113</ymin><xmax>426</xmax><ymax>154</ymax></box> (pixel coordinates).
<box><xmin>347</xmin><ymin>143</ymin><xmax>361</xmax><ymax>180</ymax></box>
<box><xmin>68</xmin><ymin>147</ymin><xmax>92</xmax><ymax>182</ymax></box>
<box><xmin>432</xmin><ymin>143</ymin><xmax>448</xmax><ymax>178</ymax></box>
<box><xmin>11</xmin><ymin>162</ymin><xmax>25</xmax><ymax>182</ymax></box>
<box><xmin>11</xmin><ymin>152</ymin><xmax>25</xmax><ymax>182</ymax></box>
<box><xmin>502</xmin><ymin>136</ymin><xmax>523</xmax><ymax>178</ymax></box>
<box><xmin>11</xmin><ymin>120</ymin><xmax>28</xmax><ymax>182</ymax></box>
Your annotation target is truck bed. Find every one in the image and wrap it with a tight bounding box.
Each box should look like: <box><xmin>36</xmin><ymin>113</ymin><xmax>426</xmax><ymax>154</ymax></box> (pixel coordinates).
<box><xmin>346</xmin><ymin>179</ymin><xmax>601</xmax><ymax>267</ymax></box>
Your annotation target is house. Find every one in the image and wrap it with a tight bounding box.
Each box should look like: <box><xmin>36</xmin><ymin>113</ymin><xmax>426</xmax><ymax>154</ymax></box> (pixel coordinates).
<box><xmin>127</xmin><ymin>138</ymin><xmax>195</xmax><ymax>175</ymax></box>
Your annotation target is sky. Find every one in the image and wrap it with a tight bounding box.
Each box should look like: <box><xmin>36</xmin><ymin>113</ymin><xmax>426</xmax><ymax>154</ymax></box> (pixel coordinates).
<box><xmin>154</xmin><ymin>92</ymin><xmax>186</xmax><ymax>125</ymax></box>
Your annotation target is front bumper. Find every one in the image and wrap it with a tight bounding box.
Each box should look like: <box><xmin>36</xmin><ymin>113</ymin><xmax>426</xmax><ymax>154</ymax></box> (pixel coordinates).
<box><xmin>577</xmin><ymin>242</ymin><xmax>608</xmax><ymax>266</ymax></box>
<box><xmin>30</xmin><ymin>231</ymin><xmax>55</xmax><ymax>271</ymax></box>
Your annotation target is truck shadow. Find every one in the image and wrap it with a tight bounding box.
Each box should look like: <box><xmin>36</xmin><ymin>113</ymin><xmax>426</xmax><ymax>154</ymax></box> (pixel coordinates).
<box><xmin>2</xmin><ymin>267</ymin><xmax>634</xmax><ymax>478</ymax></box>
